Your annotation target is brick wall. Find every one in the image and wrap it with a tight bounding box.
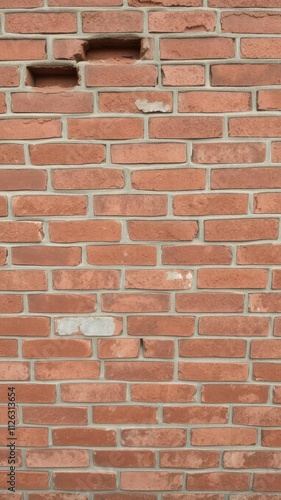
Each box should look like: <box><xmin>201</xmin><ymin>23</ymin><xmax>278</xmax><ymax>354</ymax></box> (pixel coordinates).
<box><xmin>1</xmin><ymin>0</ymin><xmax>281</xmax><ymax>497</ymax></box>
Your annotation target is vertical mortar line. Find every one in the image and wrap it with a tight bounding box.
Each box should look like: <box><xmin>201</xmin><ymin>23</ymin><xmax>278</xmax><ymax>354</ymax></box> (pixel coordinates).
<box><xmin>46</xmin><ymin>35</ymin><xmax>54</xmax><ymax>61</ymax></box>
<box><xmin>235</xmin><ymin>35</ymin><xmax>241</xmax><ymax>60</ymax></box>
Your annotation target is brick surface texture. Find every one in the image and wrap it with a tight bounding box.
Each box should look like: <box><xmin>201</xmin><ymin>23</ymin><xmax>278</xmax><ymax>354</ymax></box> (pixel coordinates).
<box><xmin>1</xmin><ymin>0</ymin><xmax>281</xmax><ymax>497</ymax></box>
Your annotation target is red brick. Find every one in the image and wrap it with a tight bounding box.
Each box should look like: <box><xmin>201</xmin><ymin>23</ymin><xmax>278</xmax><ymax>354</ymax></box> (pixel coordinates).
<box><xmin>224</xmin><ymin>450</ymin><xmax>281</xmax><ymax>469</ymax></box>
<box><xmin>0</xmin><ymin>271</ymin><xmax>47</xmax><ymax>291</ymax></box>
<box><xmin>255</xmin><ymin>193</ymin><xmax>281</xmax><ymax>213</ymax></box>
<box><xmin>193</xmin><ymin>142</ymin><xmax>265</xmax><ymax>164</ymax></box>
<box><xmin>100</xmin><ymin>92</ymin><xmax>173</xmax><ymax>113</ymax></box>
<box><xmin>50</xmin><ymin>0</ymin><xmax>122</xmax><ymax>4</ymax></box>
<box><xmin>274</xmin><ymin>388</ymin><xmax>281</xmax><ymax>403</ymax></box>
<box><xmin>199</xmin><ymin>316</ymin><xmax>269</xmax><ymax>337</ymax></box>
<box><xmin>272</xmin><ymin>271</ymin><xmax>281</xmax><ymax>289</ymax></box>
<box><xmin>128</xmin><ymin>221</ymin><xmax>198</xmax><ymax>241</ymax></box>
<box><xmin>130</xmin><ymin>0</ymin><xmax>201</xmax><ymax>4</ymax></box>
<box><xmin>0</xmin><ymin>471</ymin><xmax>48</xmax><ymax>490</ymax></box>
<box><xmin>242</xmin><ymin>38</ymin><xmax>281</xmax><ymax>59</ymax></box>
<box><xmin>0</xmin><ymin>221</ymin><xmax>43</xmax><ymax>243</ymax></box>
<box><xmin>121</xmin><ymin>428</ymin><xmax>186</xmax><ymax>447</ymax></box>
<box><xmin>61</xmin><ymin>383</ymin><xmax>126</xmax><ymax>402</ymax></box>
<box><xmin>13</xmin><ymin>195</ymin><xmax>87</xmax><ymax>217</ymax></box>
<box><xmin>12</xmin><ymin>246</ymin><xmax>81</xmax><ymax>267</ymax></box>
<box><xmin>0</xmin><ymin>0</ymin><xmax>42</xmax><ymax>6</ymax></box>
<box><xmin>180</xmin><ymin>91</ymin><xmax>250</xmax><ymax>113</ymax></box>
<box><xmin>35</xmin><ymin>360</ymin><xmax>99</xmax><ymax>380</ymax></box>
<box><xmin>0</xmin><ymin>383</ymin><xmax>55</xmax><ymax>403</ymax></box>
<box><xmin>161</xmin><ymin>38</ymin><xmax>234</xmax><ymax>60</ymax></box>
<box><xmin>29</xmin><ymin>495</ymin><xmax>89</xmax><ymax>500</ymax></box>
<box><xmin>112</xmin><ymin>143</ymin><xmax>186</xmax><ymax>164</ymax></box>
<box><xmin>68</xmin><ymin>118</ymin><xmax>143</xmax><ymax>140</ymax></box>
<box><xmin>0</xmin><ymin>39</ymin><xmax>45</xmax><ymax>60</ymax></box>
<box><xmin>102</xmin><ymin>293</ymin><xmax>170</xmax><ymax>313</ymax></box>
<box><xmin>86</xmin><ymin>64</ymin><xmax>157</xmax><ymax>87</ymax></box>
<box><xmin>163</xmin><ymin>245</ymin><xmax>231</xmax><ymax>266</ymax></box>
<box><xmin>12</xmin><ymin>92</ymin><xmax>92</xmax><ymax>114</ymax></box>
<box><xmin>105</xmin><ymin>361</ymin><xmax>173</xmax><ymax>381</ymax></box>
<box><xmin>0</xmin><ymin>144</ymin><xmax>24</xmax><ymax>164</ymax></box>
<box><xmin>28</xmin><ymin>294</ymin><xmax>96</xmax><ymax>313</ymax></box>
<box><xmin>131</xmin><ymin>383</ymin><xmax>196</xmax><ymax>403</ymax></box>
<box><xmin>53</xmin><ymin>270</ymin><xmax>119</xmax><ymax>290</ymax></box>
<box><xmin>82</xmin><ymin>11</ymin><xmax>143</xmax><ymax>33</ymax></box>
<box><xmin>0</xmin><ymin>339</ymin><xmax>18</xmax><ymax>357</ymax></box>
<box><xmin>53</xmin><ymin>428</ymin><xmax>116</xmax><ymax>447</ymax></box>
<box><xmin>143</xmin><ymin>339</ymin><xmax>174</xmax><ymax>359</ymax></box>
<box><xmin>93</xmin><ymin>405</ymin><xmax>157</xmax><ymax>424</ymax></box>
<box><xmin>49</xmin><ymin>221</ymin><xmax>121</xmax><ymax>243</ymax></box>
<box><xmin>132</xmin><ymin>169</ymin><xmax>205</xmax><ymax>191</ymax></box>
<box><xmin>0</xmin><ymin>94</ymin><xmax>6</xmax><ymax>114</ymax></box>
<box><xmin>94</xmin><ymin>194</ymin><xmax>167</xmax><ymax>216</ymax></box>
<box><xmin>202</xmin><ymin>384</ymin><xmax>269</xmax><ymax>403</ymax></box>
<box><xmin>174</xmin><ymin>193</ymin><xmax>248</xmax><ymax>216</ymax></box>
<box><xmin>126</xmin><ymin>269</ymin><xmax>192</xmax><ymax>290</ymax></box>
<box><xmin>149</xmin><ymin>11</ymin><xmax>216</xmax><ymax>32</ymax></box>
<box><xmin>0</xmin><ymin>198</ymin><xmax>7</xmax><ymax>216</ymax></box>
<box><xmin>26</xmin><ymin>449</ymin><xmax>89</xmax><ymax>468</ymax></box>
<box><xmin>23</xmin><ymin>339</ymin><xmax>91</xmax><ymax>359</ymax></box>
<box><xmin>258</xmin><ymin>90</ymin><xmax>281</xmax><ymax>110</ymax></box>
<box><xmin>160</xmin><ymin>450</ymin><xmax>219</xmax><ymax>469</ymax></box>
<box><xmin>272</xmin><ymin>143</ymin><xmax>281</xmax><ymax>163</ymax></box>
<box><xmin>262</xmin><ymin>430</ymin><xmax>281</xmax><ymax>446</ymax></box>
<box><xmin>0</xmin><ymin>427</ymin><xmax>47</xmax><ymax>446</ymax></box>
<box><xmin>205</xmin><ymin>218</ymin><xmax>278</xmax><ymax>241</ymax></box>
<box><xmin>121</xmin><ymin>472</ymin><xmax>183</xmax><ymax>491</ymax></box>
<box><xmin>52</xmin><ymin>168</ymin><xmax>124</xmax><ymax>190</ymax></box>
<box><xmin>238</xmin><ymin>244</ymin><xmax>281</xmax><ymax>264</ymax></box>
<box><xmin>5</xmin><ymin>13</ymin><xmax>77</xmax><ymax>33</ymax></box>
<box><xmin>94</xmin><ymin>450</ymin><xmax>155</xmax><ymax>468</ymax></box>
<box><xmin>234</xmin><ymin>406</ymin><xmax>281</xmax><ymax>426</ymax></box>
<box><xmin>253</xmin><ymin>363</ymin><xmax>281</xmax><ymax>381</ymax></box>
<box><xmin>150</xmin><ymin>117</ymin><xmax>222</xmax><ymax>139</ymax></box>
<box><xmin>230</xmin><ymin>117</ymin><xmax>281</xmax><ymax>137</ymax></box>
<box><xmin>0</xmin><ymin>169</ymin><xmax>47</xmax><ymax>191</ymax></box>
<box><xmin>163</xmin><ymin>406</ymin><xmax>228</xmax><ymax>424</ymax></box>
<box><xmin>212</xmin><ymin>65</ymin><xmax>281</xmax><ymax>87</ymax></box>
<box><xmin>97</xmin><ymin>495</ymin><xmax>156</xmax><ymax>500</ymax></box>
<box><xmin>162</xmin><ymin>65</ymin><xmax>205</xmax><ymax>86</ymax></box>
<box><xmin>54</xmin><ymin>472</ymin><xmax>116</xmax><ymax>491</ymax></box>
<box><xmin>0</xmin><ymin>361</ymin><xmax>29</xmax><ymax>380</ymax></box>
<box><xmin>179</xmin><ymin>339</ymin><xmax>246</xmax><ymax>358</ymax></box>
<box><xmin>192</xmin><ymin>428</ymin><xmax>257</xmax><ymax>446</ymax></box>
<box><xmin>0</xmin><ymin>66</ymin><xmax>19</xmax><ymax>87</ymax></box>
<box><xmin>0</xmin><ymin>294</ymin><xmax>22</xmax><ymax>314</ymax></box>
<box><xmin>0</xmin><ymin>119</ymin><xmax>61</xmax><ymax>140</ymax></box>
<box><xmin>187</xmin><ymin>472</ymin><xmax>250</xmax><ymax>491</ymax></box>
<box><xmin>212</xmin><ymin>167</ymin><xmax>281</xmax><ymax>189</ymax></box>
<box><xmin>98</xmin><ymin>338</ymin><xmax>139</xmax><ymax>359</ymax></box>
<box><xmin>253</xmin><ymin>474</ymin><xmax>281</xmax><ymax>492</ymax></box>
<box><xmin>23</xmin><ymin>406</ymin><xmax>87</xmax><ymax>425</ymax></box>
<box><xmin>30</xmin><ymin>143</ymin><xmax>105</xmax><ymax>165</ymax></box>
<box><xmin>250</xmin><ymin>294</ymin><xmax>281</xmax><ymax>313</ymax></box>
<box><xmin>198</xmin><ymin>268</ymin><xmax>267</xmax><ymax>289</ymax></box>
<box><xmin>0</xmin><ymin>248</ymin><xmax>6</xmax><ymax>266</ymax></box>
<box><xmin>87</xmin><ymin>245</ymin><xmax>157</xmax><ymax>266</ymax></box>
<box><xmin>179</xmin><ymin>362</ymin><xmax>248</xmax><ymax>381</ymax></box>
<box><xmin>210</xmin><ymin>0</ymin><xmax>281</xmax><ymax>4</ymax></box>
<box><xmin>222</xmin><ymin>11</ymin><xmax>281</xmax><ymax>34</ymax></box>
<box><xmin>128</xmin><ymin>316</ymin><xmax>194</xmax><ymax>336</ymax></box>
<box><xmin>176</xmin><ymin>293</ymin><xmax>244</xmax><ymax>313</ymax></box>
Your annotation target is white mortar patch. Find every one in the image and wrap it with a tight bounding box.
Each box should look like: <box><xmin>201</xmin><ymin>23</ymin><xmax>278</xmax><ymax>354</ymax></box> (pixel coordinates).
<box><xmin>135</xmin><ymin>99</ymin><xmax>170</xmax><ymax>113</ymax></box>
<box><xmin>56</xmin><ymin>317</ymin><xmax>116</xmax><ymax>337</ymax></box>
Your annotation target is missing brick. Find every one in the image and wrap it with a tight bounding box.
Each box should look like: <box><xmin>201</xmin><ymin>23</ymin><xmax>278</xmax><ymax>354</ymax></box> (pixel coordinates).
<box><xmin>85</xmin><ymin>38</ymin><xmax>142</xmax><ymax>63</ymax></box>
<box><xmin>26</xmin><ymin>65</ymin><xmax>79</xmax><ymax>88</ymax></box>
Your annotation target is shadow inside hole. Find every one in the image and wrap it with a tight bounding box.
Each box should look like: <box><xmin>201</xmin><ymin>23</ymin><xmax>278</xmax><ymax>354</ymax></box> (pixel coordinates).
<box><xmin>86</xmin><ymin>38</ymin><xmax>141</xmax><ymax>63</ymax></box>
<box><xmin>26</xmin><ymin>65</ymin><xmax>79</xmax><ymax>88</ymax></box>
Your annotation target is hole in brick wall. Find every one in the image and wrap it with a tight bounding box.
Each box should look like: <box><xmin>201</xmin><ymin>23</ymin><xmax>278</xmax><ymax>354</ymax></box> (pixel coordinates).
<box><xmin>86</xmin><ymin>38</ymin><xmax>141</xmax><ymax>63</ymax></box>
<box><xmin>26</xmin><ymin>65</ymin><xmax>79</xmax><ymax>88</ymax></box>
